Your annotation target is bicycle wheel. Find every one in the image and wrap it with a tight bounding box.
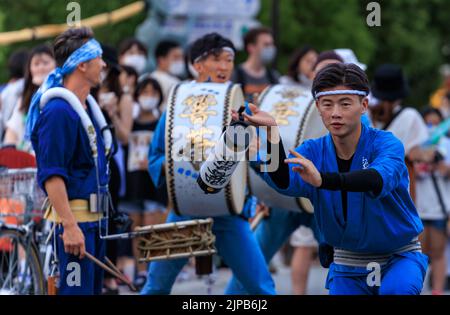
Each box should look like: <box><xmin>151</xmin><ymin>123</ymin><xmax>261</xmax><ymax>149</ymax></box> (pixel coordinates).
<box><xmin>0</xmin><ymin>226</ymin><xmax>45</xmax><ymax>295</ymax></box>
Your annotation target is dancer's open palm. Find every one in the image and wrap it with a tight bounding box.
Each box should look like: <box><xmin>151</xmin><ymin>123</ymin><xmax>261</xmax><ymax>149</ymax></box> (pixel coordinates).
<box><xmin>285</xmin><ymin>150</ymin><xmax>322</xmax><ymax>187</ymax></box>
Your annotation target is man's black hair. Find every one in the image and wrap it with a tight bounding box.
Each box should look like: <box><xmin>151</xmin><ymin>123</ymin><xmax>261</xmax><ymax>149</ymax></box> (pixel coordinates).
<box><xmin>155</xmin><ymin>40</ymin><xmax>180</xmax><ymax>59</ymax></box>
<box><xmin>312</xmin><ymin>63</ymin><xmax>369</xmax><ymax>98</ymax></box>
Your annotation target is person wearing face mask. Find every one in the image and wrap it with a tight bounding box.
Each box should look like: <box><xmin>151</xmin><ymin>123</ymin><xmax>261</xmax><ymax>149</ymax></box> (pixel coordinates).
<box><xmin>369</xmin><ymin>64</ymin><xmax>436</xmax><ymax>202</ymax></box>
<box><xmin>118</xmin><ymin>38</ymin><xmax>148</xmax><ymax>75</ymax></box>
<box><xmin>122</xmin><ymin>77</ymin><xmax>168</xmax><ymax>290</ymax></box>
<box><xmin>279</xmin><ymin>45</ymin><xmax>318</xmax><ymax>89</ymax></box>
<box><xmin>149</xmin><ymin>40</ymin><xmax>184</xmax><ymax>108</ymax></box>
<box><xmin>4</xmin><ymin>45</ymin><xmax>56</xmax><ymax>152</ymax></box>
<box><xmin>232</xmin><ymin>27</ymin><xmax>280</xmax><ymax>104</ymax></box>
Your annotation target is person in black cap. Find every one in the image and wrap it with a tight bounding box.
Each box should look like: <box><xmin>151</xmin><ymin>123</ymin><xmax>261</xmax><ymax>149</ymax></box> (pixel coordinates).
<box><xmin>369</xmin><ymin>64</ymin><xmax>436</xmax><ymax>201</ymax></box>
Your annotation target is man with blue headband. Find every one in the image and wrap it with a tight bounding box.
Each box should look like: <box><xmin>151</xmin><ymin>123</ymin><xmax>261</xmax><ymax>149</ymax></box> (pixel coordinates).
<box><xmin>28</xmin><ymin>27</ymin><xmax>110</xmax><ymax>295</ymax></box>
<box><xmin>234</xmin><ymin>63</ymin><xmax>428</xmax><ymax>295</ymax></box>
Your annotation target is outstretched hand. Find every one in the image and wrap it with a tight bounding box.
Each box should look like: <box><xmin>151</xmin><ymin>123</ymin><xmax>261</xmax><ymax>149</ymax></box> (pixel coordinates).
<box><xmin>285</xmin><ymin>149</ymin><xmax>322</xmax><ymax>187</ymax></box>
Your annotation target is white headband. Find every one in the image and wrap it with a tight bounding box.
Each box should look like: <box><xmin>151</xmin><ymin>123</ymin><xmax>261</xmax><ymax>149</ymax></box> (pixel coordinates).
<box><xmin>314</xmin><ymin>89</ymin><xmax>368</xmax><ymax>100</ymax></box>
<box><xmin>222</xmin><ymin>47</ymin><xmax>235</xmax><ymax>55</ymax></box>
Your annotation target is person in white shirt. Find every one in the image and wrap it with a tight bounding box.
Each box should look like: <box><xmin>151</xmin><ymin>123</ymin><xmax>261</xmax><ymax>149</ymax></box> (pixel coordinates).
<box><xmin>149</xmin><ymin>40</ymin><xmax>184</xmax><ymax>109</ymax></box>
<box><xmin>414</xmin><ymin>107</ymin><xmax>450</xmax><ymax>295</ymax></box>
<box><xmin>4</xmin><ymin>45</ymin><xmax>55</xmax><ymax>152</ymax></box>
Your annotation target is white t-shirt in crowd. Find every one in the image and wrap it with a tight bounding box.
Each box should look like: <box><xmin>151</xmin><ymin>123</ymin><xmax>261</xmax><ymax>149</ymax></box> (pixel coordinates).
<box><xmin>416</xmin><ymin>132</ymin><xmax>450</xmax><ymax>220</ymax></box>
<box><xmin>416</xmin><ymin>172</ymin><xmax>450</xmax><ymax>220</ymax></box>
<box><xmin>384</xmin><ymin>107</ymin><xmax>429</xmax><ymax>155</ymax></box>
<box><xmin>415</xmin><ymin>137</ymin><xmax>450</xmax><ymax>220</ymax></box>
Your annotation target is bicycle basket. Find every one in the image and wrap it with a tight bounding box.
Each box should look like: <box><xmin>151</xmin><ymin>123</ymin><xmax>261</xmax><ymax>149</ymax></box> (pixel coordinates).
<box><xmin>0</xmin><ymin>168</ymin><xmax>46</xmax><ymax>224</ymax></box>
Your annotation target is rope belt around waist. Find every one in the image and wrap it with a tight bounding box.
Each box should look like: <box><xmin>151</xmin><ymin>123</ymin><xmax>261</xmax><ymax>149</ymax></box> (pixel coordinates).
<box><xmin>333</xmin><ymin>238</ymin><xmax>422</xmax><ymax>268</ymax></box>
<box><xmin>44</xmin><ymin>199</ymin><xmax>103</xmax><ymax>223</ymax></box>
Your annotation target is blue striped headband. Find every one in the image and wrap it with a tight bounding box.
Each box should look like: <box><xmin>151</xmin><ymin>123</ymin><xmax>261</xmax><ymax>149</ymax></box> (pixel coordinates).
<box><xmin>314</xmin><ymin>89</ymin><xmax>368</xmax><ymax>100</ymax></box>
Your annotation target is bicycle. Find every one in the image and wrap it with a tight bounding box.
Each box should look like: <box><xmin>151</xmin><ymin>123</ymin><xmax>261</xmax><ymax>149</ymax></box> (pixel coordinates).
<box><xmin>0</xmin><ymin>167</ymin><xmax>49</xmax><ymax>295</ymax></box>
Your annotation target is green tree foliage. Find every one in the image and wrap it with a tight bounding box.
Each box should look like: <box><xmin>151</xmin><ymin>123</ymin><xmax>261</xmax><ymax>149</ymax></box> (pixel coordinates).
<box><xmin>365</xmin><ymin>0</ymin><xmax>443</xmax><ymax>107</ymax></box>
<box><xmin>257</xmin><ymin>0</ymin><xmax>375</xmax><ymax>72</ymax></box>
